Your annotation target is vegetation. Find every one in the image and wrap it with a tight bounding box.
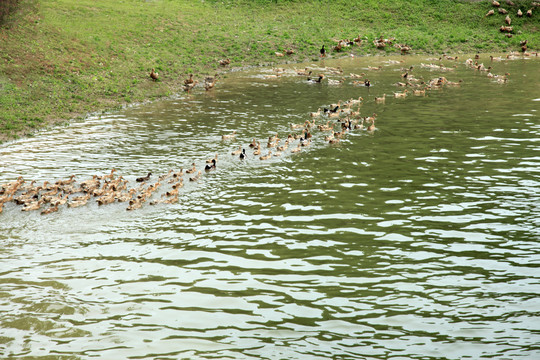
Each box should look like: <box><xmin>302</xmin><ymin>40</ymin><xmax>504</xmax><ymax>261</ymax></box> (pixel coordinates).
<box><xmin>1</xmin><ymin>0</ymin><xmax>538</xmax><ymax>141</ymax></box>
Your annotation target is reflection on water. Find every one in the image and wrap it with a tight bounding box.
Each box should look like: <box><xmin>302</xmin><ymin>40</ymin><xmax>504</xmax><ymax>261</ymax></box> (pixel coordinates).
<box><xmin>1</xmin><ymin>54</ymin><xmax>539</xmax><ymax>359</ymax></box>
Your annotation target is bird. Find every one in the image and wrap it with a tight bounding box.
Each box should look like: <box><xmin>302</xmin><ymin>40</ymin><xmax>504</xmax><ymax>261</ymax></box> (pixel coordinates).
<box><xmin>219</xmin><ymin>58</ymin><xmax>230</xmax><ymax>66</ymax></box>
<box><xmin>364</xmin><ymin>79</ymin><xmax>371</xmax><ymax>88</ymax></box>
<box><xmin>505</xmin><ymin>15</ymin><xmax>511</xmax><ymax>25</ymax></box>
<box><xmin>186</xmin><ymin>163</ymin><xmax>197</xmax><ymax>174</ymax></box>
<box><xmin>183</xmin><ymin>80</ymin><xmax>198</xmax><ymax>93</ymax></box>
<box><xmin>136</xmin><ymin>172</ymin><xmax>152</xmax><ymax>182</ymax></box>
<box><xmin>320</xmin><ymin>44</ymin><xmax>326</xmax><ymax>57</ymax></box>
<box><xmin>231</xmin><ymin>146</ymin><xmax>242</xmax><ymax>156</ymax></box>
<box><xmin>260</xmin><ymin>151</ymin><xmax>272</xmax><ymax>160</ymax></box>
<box><xmin>183</xmin><ymin>74</ymin><xmax>194</xmax><ymax>85</ymax></box>
<box><xmin>150</xmin><ymin>68</ymin><xmax>159</xmax><ymax>81</ymax></box>
<box><xmin>189</xmin><ymin>170</ymin><xmax>202</xmax><ymax>182</ymax></box>
<box><xmin>275</xmin><ymin>52</ymin><xmax>284</xmax><ymax>57</ymax></box>
<box><xmin>499</xmin><ymin>8</ymin><xmax>508</xmax><ymax>14</ymax></box>
<box><xmin>307</xmin><ymin>74</ymin><xmax>325</xmax><ymax>83</ymax></box>
<box><xmin>239</xmin><ymin>149</ymin><xmax>247</xmax><ymax>160</ymax></box>
<box><xmin>286</xmin><ymin>49</ymin><xmax>295</xmax><ymax>55</ymax></box>
<box><xmin>375</xmin><ymin>94</ymin><xmax>386</xmax><ymax>103</ymax></box>
<box><xmin>517</xmin><ymin>9</ymin><xmax>523</xmax><ymax>17</ymax></box>
<box><xmin>222</xmin><ymin>130</ymin><xmax>236</xmax><ymax>140</ymax></box>
<box><xmin>485</xmin><ymin>9</ymin><xmax>495</xmax><ymax>16</ymax></box>
<box><xmin>206</xmin><ymin>154</ymin><xmax>218</xmax><ymax>164</ymax></box>
<box><xmin>492</xmin><ymin>1</ymin><xmax>500</xmax><ymax>7</ymax></box>
<box><xmin>526</xmin><ymin>8</ymin><xmax>532</xmax><ymax>17</ymax></box>
<box><xmin>205</xmin><ymin>159</ymin><xmax>217</xmax><ymax>172</ymax></box>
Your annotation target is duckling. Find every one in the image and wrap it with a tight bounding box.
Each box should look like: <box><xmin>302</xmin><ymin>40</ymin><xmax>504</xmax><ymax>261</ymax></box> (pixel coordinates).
<box><xmin>222</xmin><ymin>130</ymin><xmax>237</xmax><ymax>141</ymax></box>
<box><xmin>150</xmin><ymin>68</ymin><xmax>159</xmax><ymax>81</ymax></box>
<box><xmin>136</xmin><ymin>172</ymin><xmax>152</xmax><ymax>182</ymax></box>
<box><xmin>260</xmin><ymin>151</ymin><xmax>272</xmax><ymax>160</ymax></box>
<box><xmin>186</xmin><ymin>163</ymin><xmax>197</xmax><ymax>174</ymax></box>
<box><xmin>231</xmin><ymin>146</ymin><xmax>242</xmax><ymax>156</ymax></box>
<box><xmin>189</xmin><ymin>170</ymin><xmax>202</xmax><ymax>182</ymax></box>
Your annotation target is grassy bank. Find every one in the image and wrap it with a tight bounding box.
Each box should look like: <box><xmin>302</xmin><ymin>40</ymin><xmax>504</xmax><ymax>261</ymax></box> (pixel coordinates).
<box><xmin>1</xmin><ymin>0</ymin><xmax>538</xmax><ymax>141</ymax></box>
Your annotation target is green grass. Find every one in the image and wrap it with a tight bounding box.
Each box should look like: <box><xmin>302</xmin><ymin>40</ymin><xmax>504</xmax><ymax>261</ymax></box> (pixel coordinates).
<box><xmin>1</xmin><ymin>0</ymin><xmax>539</xmax><ymax>141</ymax></box>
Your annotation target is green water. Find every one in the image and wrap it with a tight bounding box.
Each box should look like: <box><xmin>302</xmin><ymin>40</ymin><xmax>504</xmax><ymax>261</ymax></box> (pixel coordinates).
<box><xmin>1</xmin><ymin>54</ymin><xmax>539</xmax><ymax>359</ymax></box>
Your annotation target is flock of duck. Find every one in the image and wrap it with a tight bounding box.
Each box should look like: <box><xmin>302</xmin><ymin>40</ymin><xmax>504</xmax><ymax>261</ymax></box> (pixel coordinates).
<box><xmin>1</xmin><ymin>46</ymin><xmax>537</xmax><ymax>215</ymax></box>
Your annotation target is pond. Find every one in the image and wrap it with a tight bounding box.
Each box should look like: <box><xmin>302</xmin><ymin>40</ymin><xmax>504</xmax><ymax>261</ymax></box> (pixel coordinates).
<box><xmin>1</xmin><ymin>53</ymin><xmax>539</xmax><ymax>359</ymax></box>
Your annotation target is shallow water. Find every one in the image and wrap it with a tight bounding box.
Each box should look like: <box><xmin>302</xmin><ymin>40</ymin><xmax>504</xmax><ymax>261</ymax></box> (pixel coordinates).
<box><xmin>1</xmin><ymin>54</ymin><xmax>540</xmax><ymax>360</ymax></box>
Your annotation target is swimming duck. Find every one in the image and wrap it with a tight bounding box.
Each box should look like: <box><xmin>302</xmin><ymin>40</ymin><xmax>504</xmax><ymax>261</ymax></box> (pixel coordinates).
<box><xmin>329</xmin><ymin>138</ymin><xmax>340</xmax><ymax>144</ymax></box>
<box><xmin>41</xmin><ymin>203</ymin><xmax>59</xmax><ymax>215</ymax></box>
<box><xmin>186</xmin><ymin>163</ymin><xmax>197</xmax><ymax>174</ymax></box>
<box><xmin>222</xmin><ymin>130</ymin><xmax>236</xmax><ymax>140</ymax></box>
<box><xmin>253</xmin><ymin>147</ymin><xmax>261</xmax><ymax>156</ymax></box>
<box><xmin>394</xmin><ymin>90</ymin><xmax>408</xmax><ymax>98</ymax></box>
<box><xmin>260</xmin><ymin>151</ymin><xmax>272</xmax><ymax>160</ymax></box>
<box><xmin>22</xmin><ymin>199</ymin><xmax>44</xmax><ymax>212</ymax></box>
<box><xmin>136</xmin><ymin>172</ymin><xmax>152</xmax><ymax>182</ymax></box>
<box><xmin>231</xmin><ymin>146</ymin><xmax>242</xmax><ymax>156</ymax></box>
<box><xmin>310</xmin><ymin>108</ymin><xmax>322</xmax><ymax>117</ymax></box>
<box><xmin>150</xmin><ymin>68</ymin><xmax>159</xmax><ymax>81</ymax></box>
<box><xmin>114</xmin><ymin>189</ymin><xmax>135</xmax><ymax>203</ymax></box>
<box><xmin>189</xmin><ymin>170</ymin><xmax>202</xmax><ymax>182</ymax></box>
<box><xmin>248</xmin><ymin>138</ymin><xmax>258</xmax><ymax>148</ymax></box>
<box><xmin>327</xmin><ymin>77</ymin><xmax>345</xmax><ymax>86</ymax></box>
<box><xmin>307</xmin><ymin>74</ymin><xmax>325</xmax><ymax>83</ymax></box>
<box><xmin>367</xmin><ymin>118</ymin><xmax>376</xmax><ymax>132</ymax></box>
<box><xmin>239</xmin><ymin>149</ymin><xmax>247</xmax><ymax>160</ymax></box>
<box><xmin>375</xmin><ymin>94</ymin><xmax>386</xmax><ymax>103</ymax></box>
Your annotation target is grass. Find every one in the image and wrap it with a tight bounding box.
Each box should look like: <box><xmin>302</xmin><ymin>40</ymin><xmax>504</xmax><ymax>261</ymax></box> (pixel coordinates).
<box><xmin>1</xmin><ymin>0</ymin><xmax>539</xmax><ymax>141</ymax></box>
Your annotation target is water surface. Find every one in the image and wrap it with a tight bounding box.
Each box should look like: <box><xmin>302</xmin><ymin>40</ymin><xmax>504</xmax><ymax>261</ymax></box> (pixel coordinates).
<box><xmin>1</xmin><ymin>54</ymin><xmax>539</xmax><ymax>359</ymax></box>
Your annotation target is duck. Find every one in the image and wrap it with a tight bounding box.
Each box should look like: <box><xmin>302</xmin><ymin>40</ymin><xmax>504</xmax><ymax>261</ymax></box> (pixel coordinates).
<box><xmin>375</xmin><ymin>94</ymin><xmax>386</xmax><ymax>103</ymax></box>
<box><xmin>206</xmin><ymin>153</ymin><xmax>218</xmax><ymax>164</ymax></box>
<box><xmin>115</xmin><ymin>189</ymin><xmax>136</xmax><ymax>203</ymax></box>
<box><xmin>183</xmin><ymin>80</ymin><xmax>198</xmax><ymax>93</ymax></box>
<box><xmin>41</xmin><ymin>203</ymin><xmax>59</xmax><ymax>215</ymax></box>
<box><xmin>136</xmin><ymin>172</ymin><xmax>152</xmax><ymax>182</ymax></box>
<box><xmin>231</xmin><ymin>146</ymin><xmax>242</xmax><ymax>156</ymax></box>
<box><xmin>517</xmin><ymin>9</ymin><xmax>523</xmax><ymax>17</ymax></box>
<box><xmin>526</xmin><ymin>9</ymin><xmax>532</xmax><ymax>17</ymax></box>
<box><xmin>324</xmin><ymin>131</ymin><xmax>335</xmax><ymax>142</ymax></box>
<box><xmin>275</xmin><ymin>52</ymin><xmax>284</xmax><ymax>57</ymax></box>
<box><xmin>505</xmin><ymin>15</ymin><xmax>512</xmax><ymax>25</ymax></box>
<box><xmin>394</xmin><ymin>90</ymin><xmax>408</xmax><ymax>98</ymax></box>
<box><xmin>499</xmin><ymin>8</ymin><xmax>508</xmax><ymax>14</ymax></box>
<box><xmin>364</xmin><ymin>79</ymin><xmax>371</xmax><ymax>88</ymax></box>
<box><xmin>286</xmin><ymin>49</ymin><xmax>295</xmax><ymax>55</ymax></box>
<box><xmin>368</xmin><ymin>65</ymin><xmax>382</xmax><ymax>71</ymax></box>
<box><xmin>310</xmin><ymin>108</ymin><xmax>322</xmax><ymax>117</ymax></box>
<box><xmin>186</xmin><ymin>163</ymin><xmax>197</xmax><ymax>174</ymax></box>
<box><xmin>150</xmin><ymin>68</ymin><xmax>159</xmax><ymax>81</ymax></box>
<box><xmin>367</xmin><ymin>118</ymin><xmax>376</xmax><ymax>132</ymax></box>
<box><xmin>349</xmin><ymin>72</ymin><xmax>364</xmax><ymax>79</ymax></box>
<box><xmin>327</xmin><ymin>77</ymin><xmax>345</xmax><ymax>86</ymax></box>
<box><xmin>248</xmin><ymin>138</ymin><xmax>258</xmax><ymax>148</ymax></box>
<box><xmin>320</xmin><ymin>44</ymin><xmax>326</xmax><ymax>57</ymax></box>
<box><xmin>329</xmin><ymin>138</ymin><xmax>340</xmax><ymax>144</ymax></box>
<box><xmin>307</xmin><ymin>74</ymin><xmax>325</xmax><ymax>83</ymax></box>
<box><xmin>219</xmin><ymin>58</ymin><xmax>231</xmax><ymax>66</ymax></box>
<box><xmin>413</xmin><ymin>89</ymin><xmax>426</xmax><ymax>96</ymax></box>
<box><xmin>184</xmin><ymin>74</ymin><xmax>194</xmax><ymax>85</ymax></box>
<box><xmin>21</xmin><ymin>199</ymin><xmax>44</xmax><ymax>212</ymax></box>
<box><xmin>204</xmin><ymin>77</ymin><xmax>218</xmax><ymax>91</ymax></box>
<box><xmin>253</xmin><ymin>146</ymin><xmax>261</xmax><ymax>156</ymax></box>
<box><xmin>492</xmin><ymin>0</ymin><xmax>500</xmax><ymax>6</ymax></box>
<box><xmin>260</xmin><ymin>151</ymin><xmax>272</xmax><ymax>160</ymax></box>
<box><xmin>222</xmin><ymin>130</ymin><xmax>236</xmax><ymax>140</ymax></box>
<box><xmin>189</xmin><ymin>170</ymin><xmax>202</xmax><ymax>182</ymax></box>
<box><xmin>296</xmin><ymin>68</ymin><xmax>311</xmax><ymax>76</ymax></box>
<box><xmin>239</xmin><ymin>149</ymin><xmax>247</xmax><ymax>160</ymax></box>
